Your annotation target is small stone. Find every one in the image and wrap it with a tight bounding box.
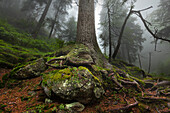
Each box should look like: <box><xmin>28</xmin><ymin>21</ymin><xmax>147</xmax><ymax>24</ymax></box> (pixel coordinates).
<box><xmin>45</xmin><ymin>98</ymin><xmax>53</xmax><ymax>104</ymax></box>
<box><xmin>28</xmin><ymin>91</ymin><xmax>36</xmax><ymax>96</ymax></box>
<box><xmin>65</xmin><ymin>102</ymin><xmax>85</xmax><ymax>112</ymax></box>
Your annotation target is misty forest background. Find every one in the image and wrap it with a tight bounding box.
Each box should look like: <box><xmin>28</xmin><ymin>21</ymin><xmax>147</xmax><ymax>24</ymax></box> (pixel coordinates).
<box><xmin>0</xmin><ymin>0</ymin><xmax>169</xmax><ymax>78</ymax></box>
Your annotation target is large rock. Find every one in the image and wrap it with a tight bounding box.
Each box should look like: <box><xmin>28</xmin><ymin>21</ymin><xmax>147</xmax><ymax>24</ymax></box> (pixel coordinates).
<box><xmin>10</xmin><ymin>58</ymin><xmax>46</xmax><ymax>79</ymax></box>
<box><xmin>42</xmin><ymin>66</ymin><xmax>105</xmax><ymax>104</ymax></box>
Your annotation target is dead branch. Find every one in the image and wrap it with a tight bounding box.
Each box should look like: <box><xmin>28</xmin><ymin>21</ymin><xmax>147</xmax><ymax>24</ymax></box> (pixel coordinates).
<box><xmin>107</xmin><ymin>97</ymin><xmax>138</xmax><ymax>112</ymax></box>
<box><xmin>134</xmin><ymin>11</ymin><xmax>170</xmax><ymax>43</ymax></box>
<box><xmin>138</xmin><ymin>6</ymin><xmax>153</xmax><ymax>12</ymax></box>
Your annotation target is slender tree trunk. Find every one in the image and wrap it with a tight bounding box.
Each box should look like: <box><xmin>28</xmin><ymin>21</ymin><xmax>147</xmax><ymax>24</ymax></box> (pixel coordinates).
<box><xmin>148</xmin><ymin>52</ymin><xmax>152</xmax><ymax>74</ymax></box>
<box><xmin>107</xmin><ymin>7</ymin><xmax>112</xmax><ymax>62</ymax></box>
<box><xmin>48</xmin><ymin>0</ymin><xmax>62</xmax><ymax>39</ymax></box>
<box><xmin>52</xmin><ymin>27</ymin><xmax>57</xmax><ymax>37</ymax></box>
<box><xmin>32</xmin><ymin>0</ymin><xmax>52</xmax><ymax>39</ymax></box>
<box><xmin>126</xmin><ymin>45</ymin><xmax>132</xmax><ymax>64</ymax></box>
<box><xmin>76</xmin><ymin>0</ymin><xmax>111</xmax><ymax>68</ymax></box>
<box><xmin>48</xmin><ymin>12</ymin><xmax>58</xmax><ymax>39</ymax></box>
<box><xmin>112</xmin><ymin>7</ymin><xmax>132</xmax><ymax>59</ymax></box>
<box><xmin>138</xmin><ymin>54</ymin><xmax>142</xmax><ymax>69</ymax></box>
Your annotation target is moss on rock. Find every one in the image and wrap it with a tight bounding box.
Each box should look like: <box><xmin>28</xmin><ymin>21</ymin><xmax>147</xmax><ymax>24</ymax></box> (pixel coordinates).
<box><xmin>10</xmin><ymin>58</ymin><xmax>47</xmax><ymax>79</ymax></box>
<box><xmin>42</xmin><ymin>66</ymin><xmax>105</xmax><ymax>104</ymax></box>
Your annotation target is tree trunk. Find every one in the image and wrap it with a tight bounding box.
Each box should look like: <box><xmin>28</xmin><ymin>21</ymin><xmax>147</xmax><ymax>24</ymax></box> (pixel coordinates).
<box><xmin>32</xmin><ymin>0</ymin><xmax>52</xmax><ymax>39</ymax></box>
<box><xmin>148</xmin><ymin>52</ymin><xmax>151</xmax><ymax>74</ymax></box>
<box><xmin>48</xmin><ymin>0</ymin><xmax>62</xmax><ymax>39</ymax></box>
<box><xmin>126</xmin><ymin>45</ymin><xmax>132</xmax><ymax>64</ymax></box>
<box><xmin>107</xmin><ymin>6</ymin><xmax>112</xmax><ymax>62</ymax></box>
<box><xmin>76</xmin><ymin>0</ymin><xmax>96</xmax><ymax>46</ymax></box>
<box><xmin>76</xmin><ymin>0</ymin><xmax>111</xmax><ymax>68</ymax></box>
<box><xmin>48</xmin><ymin>11</ymin><xmax>58</xmax><ymax>39</ymax></box>
<box><xmin>112</xmin><ymin>7</ymin><xmax>132</xmax><ymax>59</ymax></box>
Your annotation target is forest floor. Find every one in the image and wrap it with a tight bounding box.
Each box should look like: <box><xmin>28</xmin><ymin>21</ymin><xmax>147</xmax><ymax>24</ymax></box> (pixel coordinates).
<box><xmin>0</xmin><ymin>68</ymin><xmax>170</xmax><ymax>113</ymax></box>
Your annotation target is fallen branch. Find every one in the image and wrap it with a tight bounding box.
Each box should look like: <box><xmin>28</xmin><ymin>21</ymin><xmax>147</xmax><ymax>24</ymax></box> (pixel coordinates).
<box><xmin>107</xmin><ymin>97</ymin><xmax>138</xmax><ymax>112</ymax></box>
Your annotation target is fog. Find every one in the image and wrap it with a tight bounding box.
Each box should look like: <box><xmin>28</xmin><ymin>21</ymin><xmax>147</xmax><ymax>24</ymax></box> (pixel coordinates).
<box><xmin>133</xmin><ymin>0</ymin><xmax>170</xmax><ymax>74</ymax></box>
<box><xmin>89</xmin><ymin>0</ymin><xmax>170</xmax><ymax>75</ymax></box>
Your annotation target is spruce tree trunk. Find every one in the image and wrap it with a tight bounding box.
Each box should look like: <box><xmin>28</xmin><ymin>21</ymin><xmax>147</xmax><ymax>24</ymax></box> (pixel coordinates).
<box><xmin>32</xmin><ymin>0</ymin><xmax>52</xmax><ymax>39</ymax></box>
<box><xmin>76</xmin><ymin>0</ymin><xmax>96</xmax><ymax>46</ymax></box>
<box><xmin>76</xmin><ymin>0</ymin><xmax>111</xmax><ymax>68</ymax></box>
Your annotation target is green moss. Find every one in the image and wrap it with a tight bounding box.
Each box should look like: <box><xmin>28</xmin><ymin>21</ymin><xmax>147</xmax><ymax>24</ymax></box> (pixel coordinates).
<box><xmin>78</xmin><ymin>66</ymin><xmax>101</xmax><ymax>83</ymax></box>
<box><xmin>42</xmin><ymin>67</ymin><xmax>74</xmax><ymax>85</ymax></box>
<box><xmin>58</xmin><ymin>104</ymin><xmax>65</xmax><ymax>110</ymax></box>
<box><xmin>9</xmin><ymin>63</ymin><xmax>28</xmax><ymax>77</ymax></box>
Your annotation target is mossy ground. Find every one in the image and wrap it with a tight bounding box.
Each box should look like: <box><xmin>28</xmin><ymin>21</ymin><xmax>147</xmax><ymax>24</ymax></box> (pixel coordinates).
<box><xmin>0</xmin><ymin>31</ymin><xmax>169</xmax><ymax>113</ymax></box>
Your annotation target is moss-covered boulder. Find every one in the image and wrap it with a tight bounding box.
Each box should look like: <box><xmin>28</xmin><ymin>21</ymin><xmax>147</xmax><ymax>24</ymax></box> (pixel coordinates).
<box><xmin>10</xmin><ymin>58</ymin><xmax>47</xmax><ymax>79</ymax></box>
<box><xmin>42</xmin><ymin>66</ymin><xmax>105</xmax><ymax>104</ymax></box>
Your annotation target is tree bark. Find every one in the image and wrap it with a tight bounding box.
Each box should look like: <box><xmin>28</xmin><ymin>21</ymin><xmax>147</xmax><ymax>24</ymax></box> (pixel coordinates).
<box><xmin>148</xmin><ymin>52</ymin><xmax>151</xmax><ymax>74</ymax></box>
<box><xmin>32</xmin><ymin>0</ymin><xmax>52</xmax><ymax>39</ymax></box>
<box><xmin>107</xmin><ymin>6</ymin><xmax>112</xmax><ymax>62</ymax></box>
<box><xmin>76</xmin><ymin>0</ymin><xmax>111</xmax><ymax>68</ymax></box>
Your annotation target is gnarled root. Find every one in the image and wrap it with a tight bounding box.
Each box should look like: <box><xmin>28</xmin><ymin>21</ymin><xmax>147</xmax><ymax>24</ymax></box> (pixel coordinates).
<box><xmin>120</xmin><ymin>79</ymin><xmax>144</xmax><ymax>96</ymax></box>
<box><xmin>150</xmin><ymin>81</ymin><xmax>170</xmax><ymax>91</ymax></box>
<box><xmin>45</xmin><ymin>58</ymin><xmax>68</xmax><ymax>69</ymax></box>
<box><xmin>140</xmin><ymin>97</ymin><xmax>170</xmax><ymax>103</ymax></box>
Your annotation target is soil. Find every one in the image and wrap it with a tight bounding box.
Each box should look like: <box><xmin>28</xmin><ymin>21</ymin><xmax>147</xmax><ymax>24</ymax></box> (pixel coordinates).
<box><xmin>0</xmin><ymin>68</ymin><xmax>170</xmax><ymax>113</ymax></box>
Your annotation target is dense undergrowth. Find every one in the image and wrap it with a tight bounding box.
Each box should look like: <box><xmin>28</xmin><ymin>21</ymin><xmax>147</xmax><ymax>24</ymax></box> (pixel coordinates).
<box><xmin>0</xmin><ymin>18</ymin><xmax>67</xmax><ymax>68</ymax></box>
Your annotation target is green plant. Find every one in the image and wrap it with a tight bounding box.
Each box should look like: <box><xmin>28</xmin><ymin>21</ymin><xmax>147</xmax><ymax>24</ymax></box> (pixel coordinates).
<box><xmin>59</xmin><ymin>104</ymin><xmax>65</xmax><ymax>110</ymax></box>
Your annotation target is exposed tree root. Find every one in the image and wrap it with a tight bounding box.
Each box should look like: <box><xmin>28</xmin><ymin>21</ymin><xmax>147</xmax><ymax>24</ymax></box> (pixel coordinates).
<box><xmin>45</xmin><ymin>58</ymin><xmax>68</xmax><ymax>69</ymax></box>
<box><xmin>160</xmin><ymin>91</ymin><xmax>170</xmax><ymax>97</ymax></box>
<box><xmin>67</xmin><ymin>57</ymin><xmax>94</xmax><ymax>66</ymax></box>
<box><xmin>141</xmin><ymin>97</ymin><xmax>170</xmax><ymax>102</ymax></box>
<box><xmin>123</xmin><ymin>92</ymin><xmax>129</xmax><ymax>105</ymax></box>
<box><xmin>106</xmin><ymin>97</ymin><xmax>138</xmax><ymax>112</ymax></box>
<box><xmin>108</xmin><ymin>73</ymin><xmax>123</xmax><ymax>89</ymax></box>
<box><xmin>150</xmin><ymin>81</ymin><xmax>170</xmax><ymax>91</ymax></box>
<box><xmin>120</xmin><ymin>79</ymin><xmax>144</xmax><ymax>96</ymax></box>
